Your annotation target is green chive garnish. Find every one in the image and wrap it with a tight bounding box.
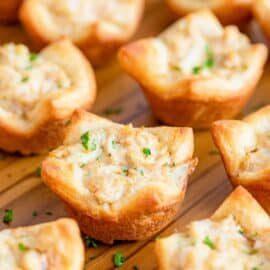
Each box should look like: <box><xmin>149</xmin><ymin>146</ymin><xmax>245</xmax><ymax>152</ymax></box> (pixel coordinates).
<box><xmin>143</xmin><ymin>148</ymin><xmax>151</xmax><ymax>157</ymax></box>
<box><xmin>113</xmin><ymin>252</ymin><xmax>125</xmax><ymax>267</ymax></box>
<box><xmin>29</xmin><ymin>53</ymin><xmax>38</xmax><ymax>62</ymax></box>
<box><xmin>18</xmin><ymin>243</ymin><xmax>26</xmax><ymax>251</ymax></box>
<box><xmin>21</xmin><ymin>76</ymin><xmax>29</xmax><ymax>83</ymax></box>
<box><xmin>192</xmin><ymin>66</ymin><xmax>201</xmax><ymax>75</ymax></box>
<box><xmin>203</xmin><ymin>236</ymin><xmax>215</xmax><ymax>250</ymax></box>
<box><xmin>84</xmin><ymin>236</ymin><xmax>98</xmax><ymax>248</ymax></box>
<box><xmin>3</xmin><ymin>209</ymin><xmax>13</xmax><ymax>225</ymax></box>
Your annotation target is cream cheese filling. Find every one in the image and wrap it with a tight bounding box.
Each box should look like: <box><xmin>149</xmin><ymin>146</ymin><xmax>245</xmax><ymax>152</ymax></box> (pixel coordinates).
<box><xmin>240</xmin><ymin>133</ymin><xmax>270</xmax><ymax>175</ymax></box>
<box><xmin>0</xmin><ymin>227</ymin><xmax>57</xmax><ymax>270</ymax></box>
<box><xmin>45</xmin><ymin>0</ymin><xmax>138</xmax><ymax>38</ymax></box>
<box><xmin>0</xmin><ymin>43</ymin><xmax>70</xmax><ymax>119</ymax></box>
<box><xmin>51</xmin><ymin>126</ymin><xmax>190</xmax><ymax>209</ymax></box>
<box><xmin>166</xmin><ymin>215</ymin><xmax>270</xmax><ymax>270</ymax></box>
<box><xmin>143</xmin><ymin>12</ymin><xmax>254</xmax><ymax>89</ymax></box>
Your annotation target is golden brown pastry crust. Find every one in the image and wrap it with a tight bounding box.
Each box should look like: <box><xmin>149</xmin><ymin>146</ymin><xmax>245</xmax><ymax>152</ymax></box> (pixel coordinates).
<box><xmin>118</xmin><ymin>10</ymin><xmax>268</xmax><ymax>129</ymax></box>
<box><xmin>166</xmin><ymin>0</ymin><xmax>253</xmax><ymax>25</ymax></box>
<box><xmin>155</xmin><ymin>186</ymin><xmax>270</xmax><ymax>270</ymax></box>
<box><xmin>0</xmin><ymin>0</ymin><xmax>22</xmax><ymax>22</ymax></box>
<box><xmin>42</xmin><ymin>110</ymin><xmax>197</xmax><ymax>243</ymax></box>
<box><xmin>19</xmin><ymin>0</ymin><xmax>144</xmax><ymax>66</ymax></box>
<box><xmin>212</xmin><ymin>105</ymin><xmax>270</xmax><ymax>213</ymax></box>
<box><xmin>0</xmin><ymin>218</ymin><xmax>84</xmax><ymax>270</ymax></box>
<box><xmin>0</xmin><ymin>40</ymin><xmax>96</xmax><ymax>155</ymax></box>
<box><xmin>65</xmin><ymin>198</ymin><xmax>183</xmax><ymax>244</ymax></box>
<box><xmin>253</xmin><ymin>0</ymin><xmax>270</xmax><ymax>41</ymax></box>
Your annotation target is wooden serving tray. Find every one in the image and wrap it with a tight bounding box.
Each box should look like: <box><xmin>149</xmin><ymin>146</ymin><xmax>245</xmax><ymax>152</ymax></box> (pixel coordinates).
<box><xmin>0</xmin><ymin>1</ymin><xmax>269</xmax><ymax>269</ymax></box>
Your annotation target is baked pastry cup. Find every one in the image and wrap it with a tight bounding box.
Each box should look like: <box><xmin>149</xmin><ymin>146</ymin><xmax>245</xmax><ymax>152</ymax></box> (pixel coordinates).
<box><xmin>166</xmin><ymin>0</ymin><xmax>253</xmax><ymax>25</ymax></box>
<box><xmin>42</xmin><ymin>110</ymin><xmax>197</xmax><ymax>244</ymax></box>
<box><xmin>0</xmin><ymin>218</ymin><xmax>84</xmax><ymax>269</ymax></box>
<box><xmin>0</xmin><ymin>0</ymin><xmax>22</xmax><ymax>23</ymax></box>
<box><xmin>118</xmin><ymin>10</ymin><xmax>268</xmax><ymax>129</ymax></box>
<box><xmin>155</xmin><ymin>186</ymin><xmax>270</xmax><ymax>270</ymax></box>
<box><xmin>0</xmin><ymin>39</ymin><xmax>96</xmax><ymax>155</ymax></box>
<box><xmin>253</xmin><ymin>0</ymin><xmax>270</xmax><ymax>41</ymax></box>
<box><xmin>19</xmin><ymin>0</ymin><xmax>144</xmax><ymax>66</ymax></box>
<box><xmin>212</xmin><ymin>105</ymin><xmax>270</xmax><ymax>214</ymax></box>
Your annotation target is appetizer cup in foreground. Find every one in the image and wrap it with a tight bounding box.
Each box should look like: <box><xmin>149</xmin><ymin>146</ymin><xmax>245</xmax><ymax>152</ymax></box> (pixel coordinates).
<box><xmin>166</xmin><ymin>0</ymin><xmax>253</xmax><ymax>25</ymax></box>
<box><xmin>212</xmin><ymin>105</ymin><xmax>270</xmax><ymax>213</ymax></box>
<box><xmin>0</xmin><ymin>40</ymin><xmax>96</xmax><ymax>155</ymax></box>
<box><xmin>155</xmin><ymin>186</ymin><xmax>270</xmax><ymax>270</ymax></box>
<box><xmin>0</xmin><ymin>218</ymin><xmax>84</xmax><ymax>270</ymax></box>
<box><xmin>19</xmin><ymin>0</ymin><xmax>144</xmax><ymax>66</ymax></box>
<box><xmin>0</xmin><ymin>0</ymin><xmax>22</xmax><ymax>22</ymax></box>
<box><xmin>42</xmin><ymin>110</ymin><xmax>197</xmax><ymax>244</ymax></box>
<box><xmin>253</xmin><ymin>0</ymin><xmax>270</xmax><ymax>41</ymax></box>
<box><xmin>118</xmin><ymin>10</ymin><xmax>267</xmax><ymax>129</ymax></box>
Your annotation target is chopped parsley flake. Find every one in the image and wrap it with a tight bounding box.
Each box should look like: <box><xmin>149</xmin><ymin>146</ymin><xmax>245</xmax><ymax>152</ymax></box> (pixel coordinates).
<box><xmin>192</xmin><ymin>44</ymin><xmax>214</xmax><ymax>75</ymax></box>
<box><xmin>238</xmin><ymin>228</ymin><xmax>244</xmax><ymax>235</ymax></box>
<box><xmin>192</xmin><ymin>66</ymin><xmax>201</xmax><ymax>75</ymax></box>
<box><xmin>35</xmin><ymin>167</ymin><xmax>41</xmax><ymax>177</ymax></box>
<box><xmin>122</xmin><ymin>167</ymin><xmax>128</xmax><ymax>176</ymax></box>
<box><xmin>155</xmin><ymin>235</ymin><xmax>161</xmax><ymax>241</ymax></box>
<box><xmin>29</xmin><ymin>53</ymin><xmax>38</xmax><ymax>62</ymax></box>
<box><xmin>113</xmin><ymin>252</ymin><xmax>125</xmax><ymax>267</ymax></box>
<box><xmin>18</xmin><ymin>243</ymin><xmax>26</xmax><ymax>251</ymax></box>
<box><xmin>252</xmin><ymin>268</ymin><xmax>260</xmax><ymax>270</ymax></box>
<box><xmin>91</xmin><ymin>142</ymin><xmax>97</xmax><ymax>151</ymax></box>
<box><xmin>204</xmin><ymin>57</ymin><xmax>214</xmax><ymax>68</ymax></box>
<box><xmin>203</xmin><ymin>236</ymin><xmax>215</xmax><ymax>250</ymax></box>
<box><xmin>32</xmin><ymin>211</ymin><xmax>38</xmax><ymax>217</ymax></box>
<box><xmin>3</xmin><ymin>209</ymin><xmax>13</xmax><ymax>225</ymax></box>
<box><xmin>139</xmin><ymin>169</ymin><xmax>144</xmax><ymax>176</ymax></box>
<box><xmin>112</xmin><ymin>140</ymin><xmax>118</xmax><ymax>149</ymax></box>
<box><xmin>81</xmin><ymin>131</ymin><xmax>90</xmax><ymax>150</ymax></box>
<box><xmin>45</xmin><ymin>211</ymin><xmax>53</xmax><ymax>216</ymax></box>
<box><xmin>143</xmin><ymin>148</ymin><xmax>151</xmax><ymax>157</ymax></box>
<box><xmin>84</xmin><ymin>236</ymin><xmax>98</xmax><ymax>248</ymax></box>
<box><xmin>80</xmin><ymin>131</ymin><xmax>96</xmax><ymax>151</ymax></box>
<box><xmin>89</xmin><ymin>255</ymin><xmax>97</xmax><ymax>260</ymax></box>
<box><xmin>133</xmin><ymin>266</ymin><xmax>140</xmax><ymax>270</ymax></box>
<box><xmin>204</xmin><ymin>45</ymin><xmax>214</xmax><ymax>69</ymax></box>
<box><xmin>103</xmin><ymin>107</ymin><xmax>123</xmax><ymax>115</ymax></box>
<box><xmin>21</xmin><ymin>76</ymin><xmax>29</xmax><ymax>83</ymax></box>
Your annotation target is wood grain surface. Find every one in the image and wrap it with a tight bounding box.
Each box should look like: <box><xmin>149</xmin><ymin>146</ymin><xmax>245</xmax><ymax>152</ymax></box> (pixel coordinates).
<box><xmin>0</xmin><ymin>1</ymin><xmax>269</xmax><ymax>269</ymax></box>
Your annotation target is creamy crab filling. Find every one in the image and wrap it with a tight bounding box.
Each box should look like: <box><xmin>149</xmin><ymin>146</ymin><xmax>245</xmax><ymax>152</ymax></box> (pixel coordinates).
<box><xmin>147</xmin><ymin>14</ymin><xmax>253</xmax><ymax>87</ymax></box>
<box><xmin>240</xmin><ymin>133</ymin><xmax>270</xmax><ymax>174</ymax></box>
<box><xmin>165</xmin><ymin>215</ymin><xmax>270</xmax><ymax>270</ymax></box>
<box><xmin>51</xmin><ymin>126</ymin><xmax>191</xmax><ymax>208</ymax></box>
<box><xmin>0</xmin><ymin>43</ymin><xmax>70</xmax><ymax>118</ymax></box>
<box><xmin>46</xmin><ymin>0</ymin><xmax>137</xmax><ymax>36</ymax></box>
<box><xmin>0</xmin><ymin>231</ymin><xmax>50</xmax><ymax>270</ymax></box>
